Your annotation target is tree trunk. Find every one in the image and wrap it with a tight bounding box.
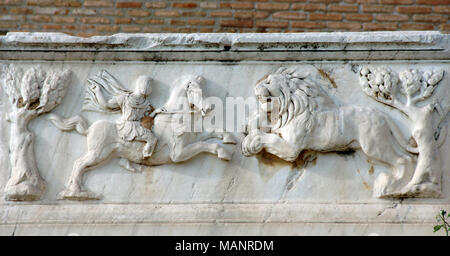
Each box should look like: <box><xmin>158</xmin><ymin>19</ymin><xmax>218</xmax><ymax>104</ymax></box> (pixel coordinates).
<box><xmin>404</xmin><ymin>105</ymin><xmax>441</xmax><ymax>197</ymax></box>
<box><xmin>4</xmin><ymin>110</ymin><xmax>45</xmax><ymax>201</ymax></box>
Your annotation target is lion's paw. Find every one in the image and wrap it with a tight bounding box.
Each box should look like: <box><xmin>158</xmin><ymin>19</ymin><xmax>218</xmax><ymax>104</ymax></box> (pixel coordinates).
<box><xmin>242</xmin><ymin>134</ymin><xmax>263</xmax><ymax>156</ymax></box>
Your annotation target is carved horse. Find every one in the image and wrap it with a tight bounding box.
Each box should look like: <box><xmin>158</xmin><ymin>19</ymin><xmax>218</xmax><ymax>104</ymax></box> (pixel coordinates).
<box><xmin>50</xmin><ymin>75</ymin><xmax>235</xmax><ymax>200</ymax></box>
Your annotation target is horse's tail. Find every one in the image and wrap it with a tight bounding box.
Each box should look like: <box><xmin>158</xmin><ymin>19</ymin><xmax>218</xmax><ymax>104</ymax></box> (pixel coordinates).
<box><xmin>385</xmin><ymin>118</ymin><xmax>419</xmax><ymax>154</ymax></box>
<box><xmin>48</xmin><ymin>113</ymin><xmax>89</xmax><ymax>136</ymax></box>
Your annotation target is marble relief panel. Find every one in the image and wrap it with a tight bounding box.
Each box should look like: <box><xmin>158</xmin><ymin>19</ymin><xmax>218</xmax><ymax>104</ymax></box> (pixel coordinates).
<box><xmin>0</xmin><ymin>62</ymin><xmax>448</xmax><ymax>204</ymax></box>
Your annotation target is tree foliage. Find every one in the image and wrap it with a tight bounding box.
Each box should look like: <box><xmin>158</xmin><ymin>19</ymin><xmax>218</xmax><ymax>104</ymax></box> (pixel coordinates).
<box><xmin>359</xmin><ymin>67</ymin><xmax>444</xmax><ymax>115</ymax></box>
<box><xmin>1</xmin><ymin>65</ymin><xmax>71</xmax><ymax>115</ymax></box>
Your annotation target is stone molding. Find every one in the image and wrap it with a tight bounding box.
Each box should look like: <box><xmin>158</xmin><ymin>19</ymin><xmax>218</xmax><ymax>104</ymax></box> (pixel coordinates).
<box><xmin>0</xmin><ymin>32</ymin><xmax>448</xmax><ymax>61</ymax></box>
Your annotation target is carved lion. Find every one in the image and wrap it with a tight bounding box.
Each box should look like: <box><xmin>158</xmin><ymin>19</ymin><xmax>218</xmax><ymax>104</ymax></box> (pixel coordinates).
<box><xmin>242</xmin><ymin>67</ymin><xmax>418</xmax><ymax>197</ymax></box>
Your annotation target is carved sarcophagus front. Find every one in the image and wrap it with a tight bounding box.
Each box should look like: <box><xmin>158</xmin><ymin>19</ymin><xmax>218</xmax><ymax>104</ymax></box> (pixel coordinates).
<box><xmin>0</xmin><ymin>32</ymin><xmax>449</xmax><ymax>235</ymax></box>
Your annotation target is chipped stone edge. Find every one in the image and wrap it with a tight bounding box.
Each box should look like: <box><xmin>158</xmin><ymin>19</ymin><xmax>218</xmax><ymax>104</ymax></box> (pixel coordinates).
<box><xmin>0</xmin><ymin>31</ymin><xmax>447</xmax><ymax>52</ymax></box>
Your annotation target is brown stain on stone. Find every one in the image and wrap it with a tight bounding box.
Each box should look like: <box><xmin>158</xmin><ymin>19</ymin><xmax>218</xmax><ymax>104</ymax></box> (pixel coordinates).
<box><xmin>362</xmin><ymin>181</ymin><xmax>371</xmax><ymax>191</ymax></box>
<box><xmin>357</xmin><ymin>169</ymin><xmax>371</xmax><ymax>191</ymax></box>
<box><xmin>255</xmin><ymin>73</ymin><xmax>270</xmax><ymax>85</ymax></box>
<box><xmin>141</xmin><ymin>116</ymin><xmax>154</xmax><ymax>130</ymax></box>
<box><xmin>28</xmin><ymin>99</ymin><xmax>40</xmax><ymax>110</ymax></box>
<box><xmin>16</xmin><ymin>97</ymin><xmax>25</xmax><ymax>108</ymax></box>
<box><xmin>318</xmin><ymin>69</ymin><xmax>337</xmax><ymax>88</ymax></box>
<box><xmin>257</xmin><ymin>149</ymin><xmax>317</xmax><ymax>170</ymax></box>
<box><xmin>293</xmin><ymin>150</ymin><xmax>317</xmax><ymax>169</ymax></box>
<box><xmin>16</xmin><ymin>97</ymin><xmax>40</xmax><ymax>110</ymax></box>
<box><xmin>368</xmin><ymin>165</ymin><xmax>374</xmax><ymax>175</ymax></box>
<box><xmin>409</xmin><ymin>136</ymin><xmax>418</xmax><ymax>148</ymax></box>
<box><xmin>257</xmin><ymin>150</ymin><xmax>288</xmax><ymax>168</ymax></box>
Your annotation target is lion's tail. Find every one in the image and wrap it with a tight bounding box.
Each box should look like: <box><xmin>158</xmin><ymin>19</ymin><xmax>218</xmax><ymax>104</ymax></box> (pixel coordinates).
<box><xmin>385</xmin><ymin>118</ymin><xmax>419</xmax><ymax>154</ymax></box>
<box><xmin>48</xmin><ymin>113</ymin><xmax>88</xmax><ymax>136</ymax></box>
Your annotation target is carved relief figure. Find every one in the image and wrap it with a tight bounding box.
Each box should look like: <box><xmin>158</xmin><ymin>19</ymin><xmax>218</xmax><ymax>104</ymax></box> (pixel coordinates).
<box><xmin>359</xmin><ymin>67</ymin><xmax>447</xmax><ymax>197</ymax></box>
<box><xmin>88</xmin><ymin>75</ymin><xmax>158</xmax><ymax>158</ymax></box>
<box><xmin>50</xmin><ymin>70</ymin><xmax>235</xmax><ymax>200</ymax></box>
<box><xmin>0</xmin><ymin>65</ymin><xmax>71</xmax><ymax>201</ymax></box>
<box><xmin>241</xmin><ymin>67</ymin><xmax>442</xmax><ymax>198</ymax></box>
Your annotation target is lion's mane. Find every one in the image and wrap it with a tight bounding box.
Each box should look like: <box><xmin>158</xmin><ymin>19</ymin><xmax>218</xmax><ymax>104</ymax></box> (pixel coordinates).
<box><xmin>262</xmin><ymin>67</ymin><xmax>336</xmax><ymax>130</ymax></box>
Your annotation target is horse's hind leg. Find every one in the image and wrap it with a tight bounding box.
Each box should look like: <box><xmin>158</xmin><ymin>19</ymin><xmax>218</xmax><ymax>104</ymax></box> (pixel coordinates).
<box><xmin>171</xmin><ymin>141</ymin><xmax>232</xmax><ymax>163</ymax></box>
<box><xmin>221</xmin><ymin>132</ymin><xmax>236</xmax><ymax>144</ymax></box>
<box><xmin>214</xmin><ymin>132</ymin><xmax>236</xmax><ymax>144</ymax></box>
<box><xmin>58</xmin><ymin>150</ymin><xmax>110</xmax><ymax>201</ymax></box>
<box><xmin>195</xmin><ymin>131</ymin><xmax>237</xmax><ymax>144</ymax></box>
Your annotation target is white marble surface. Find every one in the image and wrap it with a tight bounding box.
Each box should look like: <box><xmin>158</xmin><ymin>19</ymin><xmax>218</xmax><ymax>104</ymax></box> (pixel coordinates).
<box><xmin>1</xmin><ymin>31</ymin><xmax>445</xmax><ymax>51</ymax></box>
<box><xmin>0</xmin><ymin>32</ymin><xmax>449</xmax><ymax>235</ymax></box>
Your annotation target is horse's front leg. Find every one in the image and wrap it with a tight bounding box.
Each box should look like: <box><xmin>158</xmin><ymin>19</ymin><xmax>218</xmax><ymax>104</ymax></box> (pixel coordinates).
<box><xmin>242</xmin><ymin>132</ymin><xmax>301</xmax><ymax>162</ymax></box>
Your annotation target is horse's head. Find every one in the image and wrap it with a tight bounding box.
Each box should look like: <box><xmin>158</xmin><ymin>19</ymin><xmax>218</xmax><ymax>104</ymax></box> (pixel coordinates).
<box><xmin>163</xmin><ymin>75</ymin><xmax>210</xmax><ymax>116</ymax></box>
<box><xmin>184</xmin><ymin>75</ymin><xmax>206</xmax><ymax>113</ymax></box>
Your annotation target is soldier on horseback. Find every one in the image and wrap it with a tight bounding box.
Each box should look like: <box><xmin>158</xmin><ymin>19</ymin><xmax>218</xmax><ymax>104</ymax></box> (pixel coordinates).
<box><xmin>49</xmin><ymin>70</ymin><xmax>236</xmax><ymax>200</ymax></box>
<box><xmin>91</xmin><ymin>75</ymin><xmax>158</xmax><ymax>158</ymax></box>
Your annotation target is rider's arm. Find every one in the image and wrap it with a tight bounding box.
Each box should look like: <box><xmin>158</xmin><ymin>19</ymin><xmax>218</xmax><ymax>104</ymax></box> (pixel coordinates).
<box><xmin>93</xmin><ymin>85</ymin><xmax>120</xmax><ymax>109</ymax></box>
<box><xmin>149</xmin><ymin>107</ymin><xmax>166</xmax><ymax>118</ymax></box>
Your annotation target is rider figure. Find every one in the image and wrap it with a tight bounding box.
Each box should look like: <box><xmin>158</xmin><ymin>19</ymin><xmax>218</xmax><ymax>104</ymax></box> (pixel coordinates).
<box><xmin>94</xmin><ymin>75</ymin><xmax>158</xmax><ymax>158</ymax></box>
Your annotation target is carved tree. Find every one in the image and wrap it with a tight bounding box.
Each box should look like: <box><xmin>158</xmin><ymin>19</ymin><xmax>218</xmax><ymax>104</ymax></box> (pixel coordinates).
<box><xmin>360</xmin><ymin>67</ymin><xmax>447</xmax><ymax>197</ymax></box>
<box><xmin>1</xmin><ymin>65</ymin><xmax>71</xmax><ymax>200</ymax></box>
